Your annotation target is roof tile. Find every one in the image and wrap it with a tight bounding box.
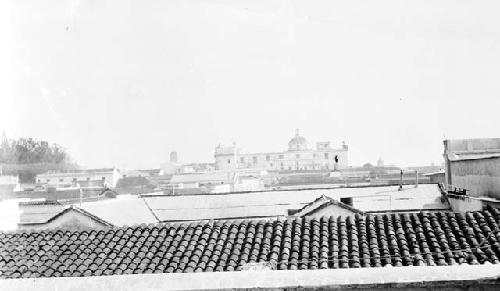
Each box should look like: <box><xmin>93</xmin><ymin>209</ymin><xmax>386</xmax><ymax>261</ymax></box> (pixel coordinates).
<box><xmin>2</xmin><ymin>208</ymin><xmax>500</xmax><ymax>278</ymax></box>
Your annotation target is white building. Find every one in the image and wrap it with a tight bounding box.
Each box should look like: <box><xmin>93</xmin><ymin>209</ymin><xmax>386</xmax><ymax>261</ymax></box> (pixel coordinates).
<box><xmin>169</xmin><ymin>170</ymin><xmax>266</xmax><ymax>194</ymax></box>
<box><xmin>0</xmin><ymin>175</ymin><xmax>21</xmax><ymax>192</ymax></box>
<box><xmin>214</xmin><ymin>129</ymin><xmax>348</xmax><ymax>171</ymax></box>
<box><xmin>160</xmin><ymin>150</ymin><xmax>215</xmax><ymax>175</ymax></box>
<box><xmin>36</xmin><ymin>168</ymin><xmax>122</xmax><ymax>189</ymax></box>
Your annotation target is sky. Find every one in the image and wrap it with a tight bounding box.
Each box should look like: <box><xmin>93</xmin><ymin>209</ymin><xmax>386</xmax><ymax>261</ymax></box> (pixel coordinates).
<box><xmin>1</xmin><ymin>0</ymin><xmax>500</xmax><ymax>170</ymax></box>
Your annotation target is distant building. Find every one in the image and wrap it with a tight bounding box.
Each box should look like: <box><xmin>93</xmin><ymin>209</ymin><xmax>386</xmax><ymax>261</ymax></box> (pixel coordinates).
<box><xmin>160</xmin><ymin>150</ymin><xmax>215</xmax><ymax>175</ymax></box>
<box><xmin>214</xmin><ymin>129</ymin><xmax>348</xmax><ymax>171</ymax></box>
<box><xmin>36</xmin><ymin>168</ymin><xmax>122</xmax><ymax>189</ymax></box>
<box><xmin>406</xmin><ymin>165</ymin><xmax>443</xmax><ymax>174</ymax></box>
<box><xmin>169</xmin><ymin>170</ymin><xmax>266</xmax><ymax>194</ymax></box>
<box><xmin>0</xmin><ymin>175</ymin><xmax>21</xmax><ymax>192</ymax></box>
<box><xmin>443</xmin><ymin>138</ymin><xmax>500</xmax><ymax>198</ymax></box>
<box><xmin>122</xmin><ymin>169</ymin><xmax>160</xmax><ymax>178</ymax></box>
<box><xmin>160</xmin><ymin>151</ymin><xmax>181</xmax><ymax>175</ymax></box>
<box><xmin>424</xmin><ymin>171</ymin><xmax>445</xmax><ymax>184</ymax></box>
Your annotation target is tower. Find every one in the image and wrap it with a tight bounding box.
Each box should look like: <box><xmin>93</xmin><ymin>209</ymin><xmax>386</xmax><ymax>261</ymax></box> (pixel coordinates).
<box><xmin>170</xmin><ymin>151</ymin><xmax>178</xmax><ymax>163</ymax></box>
<box><xmin>377</xmin><ymin>157</ymin><xmax>384</xmax><ymax>167</ymax></box>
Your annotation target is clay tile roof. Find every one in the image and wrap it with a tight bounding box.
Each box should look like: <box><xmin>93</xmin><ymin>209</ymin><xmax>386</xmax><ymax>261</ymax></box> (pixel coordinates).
<box><xmin>1</xmin><ymin>207</ymin><xmax>500</xmax><ymax>279</ymax></box>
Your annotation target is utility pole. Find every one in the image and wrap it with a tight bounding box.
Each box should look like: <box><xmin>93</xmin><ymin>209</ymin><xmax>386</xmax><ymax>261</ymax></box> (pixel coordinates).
<box><xmin>398</xmin><ymin>169</ymin><xmax>403</xmax><ymax>191</ymax></box>
<box><xmin>79</xmin><ymin>186</ymin><xmax>82</xmax><ymax>207</ymax></box>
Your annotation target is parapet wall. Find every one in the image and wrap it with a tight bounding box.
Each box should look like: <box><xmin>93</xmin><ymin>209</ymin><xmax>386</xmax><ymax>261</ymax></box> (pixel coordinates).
<box><xmin>451</xmin><ymin>158</ymin><xmax>500</xmax><ymax>198</ymax></box>
<box><xmin>1</xmin><ymin>264</ymin><xmax>499</xmax><ymax>291</ymax></box>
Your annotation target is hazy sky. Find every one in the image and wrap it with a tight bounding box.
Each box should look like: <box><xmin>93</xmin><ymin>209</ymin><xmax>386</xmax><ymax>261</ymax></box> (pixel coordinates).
<box><xmin>2</xmin><ymin>1</ymin><xmax>500</xmax><ymax>170</ymax></box>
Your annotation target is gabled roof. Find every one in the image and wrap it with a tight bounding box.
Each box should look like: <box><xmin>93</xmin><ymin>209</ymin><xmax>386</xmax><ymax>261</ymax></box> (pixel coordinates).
<box><xmin>293</xmin><ymin>195</ymin><xmax>365</xmax><ymax>217</ymax></box>
<box><xmin>2</xmin><ymin>207</ymin><xmax>500</xmax><ymax>279</ymax></box>
<box><xmin>19</xmin><ymin>206</ymin><xmax>113</xmax><ymax>228</ymax></box>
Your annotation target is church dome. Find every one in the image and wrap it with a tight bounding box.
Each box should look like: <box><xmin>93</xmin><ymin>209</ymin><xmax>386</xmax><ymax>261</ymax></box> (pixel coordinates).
<box><xmin>288</xmin><ymin>129</ymin><xmax>308</xmax><ymax>151</ymax></box>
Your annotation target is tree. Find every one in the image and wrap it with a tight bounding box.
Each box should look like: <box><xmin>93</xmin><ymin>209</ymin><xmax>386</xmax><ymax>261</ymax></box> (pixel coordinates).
<box><xmin>0</xmin><ymin>138</ymin><xmax>70</xmax><ymax>164</ymax></box>
<box><xmin>0</xmin><ymin>137</ymin><xmax>77</xmax><ymax>183</ymax></box>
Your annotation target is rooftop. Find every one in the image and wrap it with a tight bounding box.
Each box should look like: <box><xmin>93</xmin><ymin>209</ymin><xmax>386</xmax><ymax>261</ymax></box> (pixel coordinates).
<box><xmin>144</xmin><ymin>184</ymin><xmax>447</xmax><ymax>221</ymax></box>
<box><xmin>1</xmin><ymin>207</ymin><xmax>500</xmax><ymax>279</ymax></box>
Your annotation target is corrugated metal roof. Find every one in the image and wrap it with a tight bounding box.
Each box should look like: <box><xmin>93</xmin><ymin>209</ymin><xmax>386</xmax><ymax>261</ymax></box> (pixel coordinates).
<box><xmin>144</xmin><ymin>184</ymin><xmax>446</xmax><ymax>221</ymax></box>
<box><xmin>79</xmin><ymin>197</ymin><xmax>158</xmax><ymax>226</ymax></box>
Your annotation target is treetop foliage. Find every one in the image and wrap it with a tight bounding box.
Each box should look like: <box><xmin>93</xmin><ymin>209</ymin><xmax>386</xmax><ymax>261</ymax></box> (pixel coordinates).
<box><xmin>1</xmin><ymin>137</ymin><xmax>69</xmax><ymax>164</ymax></box>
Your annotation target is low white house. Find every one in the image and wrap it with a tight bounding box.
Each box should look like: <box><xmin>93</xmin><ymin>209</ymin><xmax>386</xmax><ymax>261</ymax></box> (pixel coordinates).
<box><xmin>0</xmin><ymin>175</ymin><xmax>21</xmax><ymax>192</ymax></box>
<box><xmin>36</xmin><ymin>168</ymin><xmax>122</xmax><ymax>189</ymax></box>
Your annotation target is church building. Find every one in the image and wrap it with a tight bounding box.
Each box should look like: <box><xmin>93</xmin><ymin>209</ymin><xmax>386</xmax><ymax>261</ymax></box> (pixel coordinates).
<box><xmin>214</xmin><ymin>129</ymin><xmax>348</xmax><ymax>171</ymax></box>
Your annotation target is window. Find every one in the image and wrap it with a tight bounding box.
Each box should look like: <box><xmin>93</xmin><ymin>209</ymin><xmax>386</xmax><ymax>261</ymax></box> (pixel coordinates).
<box><xmin>37</xmin><ymin>179</ymin><xmax>41</xmax><ymax>183</ymax></box>
<box><xmin>46</xmin><ymin>179</ymin><xmax>50</xmax><ymax>182</ymax></box>
<box><xmin>102</xmin><ymin>177</ymin><xmax>106</xmax><ymax>180</ymax></box>
<box><xmin>270</xmin><ymin>163</ymin><xmax>273</xmax><ymax>167</ymax></box>
<box><xmin>279</xmin><ymin>154</ymin><xmax>284</xmax><ymax>159</ymax></box>
<box><xmin>59</xmin><ymin>178</ymin><xmax>63</xmax><ymax>182</ymax></box>
<box><xmin>253</xmin><ymin>156</ymin><xmax>258</xmax><ymax>164</ymax></box>
<box><xmin>324</xmin><ymin>153</ymin><xmax>329</xmax><ymax>159</ymax></box>
<box><xmin>86</xmin><ymin>177</ymin><xmax>90</xmax><ymax>181</ymax></box>
<box><xmin>240</xmin><ymin>157</ymin><xmax>245</xmax><ymax>163</ymax></box>
<box><xmin>72</xmin><ymin>178</ymin><xmax>77</xmax><ymax>182</ymax></box>
<box><xmin>335</xmin><ymin>155</ymin><xmax>339</xmax><ymax>163</ymax></box>
<box><xmin>296</xmin><ymin>154</ymin><xmax>300</xmax><ymax>159</ymax></box>
<box><xmin>227</xmin><ymin>159</ymin><xmax>231</xmax><ymax>164</ymax></box>
<box><xmin>266</xmin><ymin>155</ymin><xmax>270</xmax><ymax>161</ymax></box>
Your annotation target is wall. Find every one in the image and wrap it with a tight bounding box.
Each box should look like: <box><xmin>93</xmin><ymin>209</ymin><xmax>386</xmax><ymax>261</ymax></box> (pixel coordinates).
<box><xmin>215</xmin><ymin>148</ymin><xmax>348</xmax><ymax>172</ymax></box>
<box><xmin>209</xmin><ymin>184</ymin><xmax>231</xmax><ymax>194</ymax></box>
<box><xmin>429</xmin><ymin>173</ymin><xmax>445</xmax><ymax>184</ymax></box>
<box><xmin>37</xmin><ymin>169</ymin><xmax>121</xmax><ymax>188</ymax></box>
<box><xmin>446</xmin><ymin>138</ymin><xmax>500</xmax><ymax>152</ymax></box>
<box><xmin>450</xmin><ymin>158</ymin><xmax>500</xmax><ymax>198</ymax></box>
<box><xmin>0</xmin><ymin>175</ymin><xmax>19</xmax><ymax>184</ymax></box>
<box><xmin>233</xmin><ymin>178</ymin><xmax>265</xmax><ymax>192</ymax></box>
<box><xmin>160</xmin><ymin>162</ymin><xmax>180</xmax><ymax>175</ymax></box>
<box><xmin>448</xmin><ymin>196</ymin><xmax>483</xmax><ymax>213</ymax></box>
<box><xmin>1</xmin><ymin>264</ymin><xmax>499</xmax><ymax>291</ymax></box>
